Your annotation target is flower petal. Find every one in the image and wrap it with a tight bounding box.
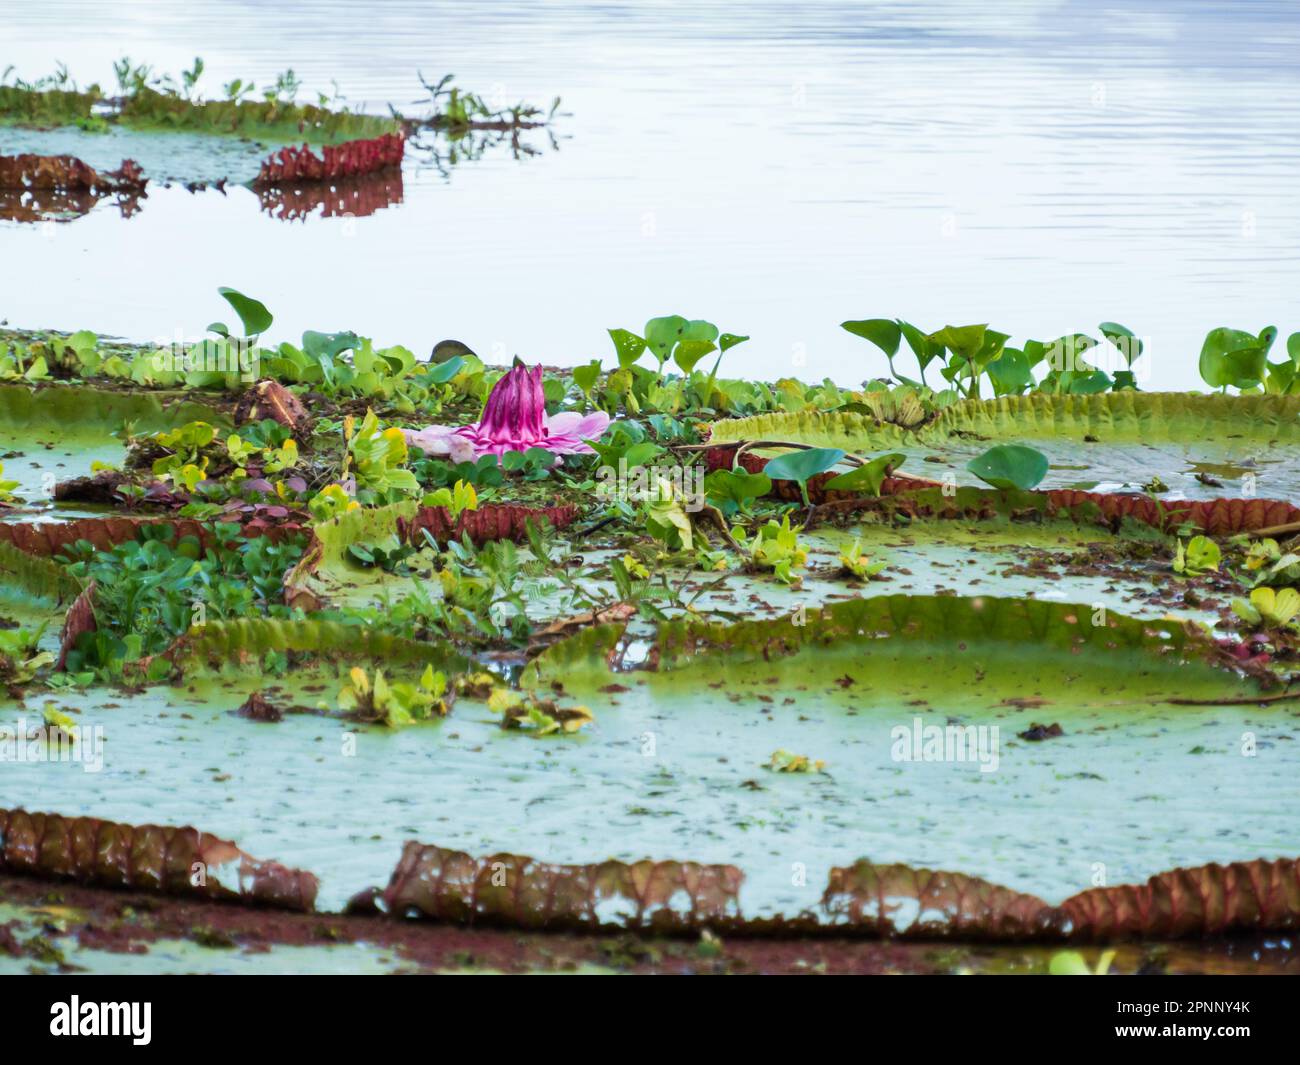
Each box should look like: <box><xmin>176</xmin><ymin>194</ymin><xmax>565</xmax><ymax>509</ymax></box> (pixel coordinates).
<box><xmin>545</xmin><ymin>411</ymin><xmax>611</xmax><ymax>448</ymax></box>
<box><xmin>402</xmin><ymin>425</ymin><xmax>462</xmax><ymax>456</ymax></box>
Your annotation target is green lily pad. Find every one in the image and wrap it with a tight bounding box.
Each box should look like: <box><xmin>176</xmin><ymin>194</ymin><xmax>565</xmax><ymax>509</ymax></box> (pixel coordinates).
<box><xmin>966</xmin><ymin>444</ymin><xmax>1049</xmax><ymax>491</ymax></box>
<box><xmin>709</xmin><ymin>393</ymin><xmax>1300</xmax><ymax>500</ymax></box>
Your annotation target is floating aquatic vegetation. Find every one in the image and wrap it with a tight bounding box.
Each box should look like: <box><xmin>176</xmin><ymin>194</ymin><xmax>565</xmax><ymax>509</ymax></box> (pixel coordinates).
<box><xmin>372</xmin><ymin>841</ymin><xmax>1300</xmax><ymax>940</ymax></box>
<box><xmin>0</xmin><ymin>82</ymin><xmax>100</xmax><ymax>127</ymax></box>
<box><xmin>0</xmin><ymin>808</ymin><xmax>318</xmax><ymax>911</ymax></box>
<box><xmin>0</xmin><ymin>515</ymin><xmax>207</xmax><ymax>558</ymax></box>
<box><xmin>0</xmin><ymin>151</ymin><xmax>146</xmax><ymax>221</ymax></box>
<box><xmin>776</xmin><ymin>481</ymin><xmax>1300</xmax><ymax>537</ymax></box>
<box><xmin>0</xmin><ymin>63</ymin><xmax>399</xmax><ymax>143</ymax></box>
<box><xmin>825</xmin><ymin>855</ymin><xmax>1300</xmax><ymax>940</ymax></box>
<box><xmin>56</xmin><ymin>582</ymin><xmax>96</xmax><ymax>670</ymax></box>
<box><xmin>1199</xmin><ymin>324</ymin><xmax>1300</xmax><ymax>394</ymax></box>
<box><xmin>710</xmin><ymin>391</ymin><xmax>1300</xmax><ymax>452</ymax></box>
<box><xmin>414</xmin><ymin>72</ymin><xmax>561</xmax><ymax>133</ymax></box>
<box><xmin>842</xmin><ymin>318</ymin><xmax>1148</xmax><ymax>398</ymax></box>
<box><xmin>253</xmin><ymin>132</ymin><xmax>405</xmax><ymax>186</ymax></box>
<box><xmin>523</xmin><ymin>592</ymin><xmax>1278</xmax><ymax>696</ymax></box>
<box><xmin>170</xmin><ymin>617</ymin><xmax>472</xmax><ymax>678</ymax></box>
<box><xmin>0</xmin><ymin>62</ymin><xmax>561</xmax><ymax>206</ymax></box>
<box><xmin>706</xmin><ymin>393</ymin><xmax>1300</xmax><ymax>502</ymax></box>
<box><xmin>378</xmin><ymin>841</ymin><xmax>744</xmax><ymax>931</ymax></box>
<box><xmin>0</xmin><ymin>151</ymin><xmax>146</xmax><ymax>193</ymax></box>
<box><xmin>822</xmin><ymin>861</ymin><xmax>1054</xmax><ymax>938</ymax></box>
<box><xmin>398</xmin><ymin>501</ymin><xmax>578</xmax><ymax>546</ymax></box>
<box><xmin>280</xmin><ymin>497</ymin><xmax>577</xmax><ymax>611</ymax></box>
<box><xmin>0</xmin><ymin>381</ymin><xmax>228</xmax><ymax>434</ymax></box>
<box><xmin>338</xmin><ymin>664</ymin><xmax>453</xmax><ymax>727</ymax></box>
<box><xmin>702</xmin><ymin>443</ymin><xmax>934</xmax><ymax>503</ymax></box>
<box><xmin>3</xmin><ymin>298</ymin><xmax>1299</xmax><ymax>972</ymax></box>
<box><xmin>0</xmin><ymin>539</ymin><xmax>81</xmax><ymax>602</ymax></box>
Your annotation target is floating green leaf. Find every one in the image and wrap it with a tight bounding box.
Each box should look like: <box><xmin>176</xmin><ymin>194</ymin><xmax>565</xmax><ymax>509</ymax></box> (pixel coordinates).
<box><xmin>217</xmin><ymin>286</ymin><xmax>274</xmax><ymax>337</ymax></box>
<box><xmin>965</xmin><ymin>444</ymin><xmax>1048</xmax><ymax>491</ymax></box>
<box><xmin>763</xmin><ymin>447</ymin><xmax>845</xmax><ymax>505</ymax></box>
<box><xmin>823</xmin><ymin>452</ymin><xmax>906</xmax><ymax>495</ymax></box>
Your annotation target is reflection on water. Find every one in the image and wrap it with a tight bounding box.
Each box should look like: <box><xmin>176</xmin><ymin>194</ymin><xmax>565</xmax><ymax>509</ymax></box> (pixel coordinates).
<box><xmin>406</xmin><ymin>123</ymin><xmax>562</xmax><ymax>181</ymax></box>
<box><xmin>257</xmin><ymin>171</ymin><xmax>404</xmax><ymax>222</ymax></box>
<box><xmin>0</xmin><ymin>1</ymin><xmax>1298</xmax><ymax>389</ymax></box>
<box><xmin>0</xmin><ymin>119</ymin><xmax>556</xmax><ymax>223</ymax></box>
<box><xmin>0</xmin><ymin>184</ymin><xmax>144</xmax><ymax>223</ymax></box>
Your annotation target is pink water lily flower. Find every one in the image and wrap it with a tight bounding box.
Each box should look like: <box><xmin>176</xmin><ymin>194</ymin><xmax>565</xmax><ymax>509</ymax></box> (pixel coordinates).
<box><xmin>404</xmin><ymin>362</ymin><xmax>610</xmax><ymax>462</ymax></box>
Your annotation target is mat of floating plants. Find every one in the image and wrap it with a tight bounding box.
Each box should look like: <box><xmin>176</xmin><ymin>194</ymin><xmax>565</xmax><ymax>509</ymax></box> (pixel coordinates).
<box><xmin>1</xmin><ymin>307</ymin><xmax>1299</xmax><ymax>974</ymax></box>
<box><xmin>0</xmin><ymin>69</ymin><xmax>557</xmax><ymax>222</ymax></box>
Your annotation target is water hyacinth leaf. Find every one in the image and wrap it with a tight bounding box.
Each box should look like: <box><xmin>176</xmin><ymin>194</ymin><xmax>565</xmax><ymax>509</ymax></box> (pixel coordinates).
<box><xmin>1065</xmin><ymin>369</ymin><xmax>1113</xmax><ymax>394</ymax></box>
<box><xmin>984</xmin><ymin>348</ymin><xmax>1034</xmax><ymax>394</ymax></box>
<box><xmin>966</xmin><ymin>444</ymin><xmax>1049</xmax><ymax>491</ymax></box>
<box><xmin>678</xmin><ymin>319</ymin><xmax>719</xmax><ymax>344</ymax></box>
<box><xmin>607</xmin><ymin>328</ymin><xmax>646</xmax><ymax>368</ymax></box>
<box><xmin>303</xmin><ymin>329</ymin><xmax>359</xmax><ymax>362</ymax></box>
<box><xmin>1022</xmin><ymin>338</ymin><xmax>1049</xmax><ymax>367</ymax></box>
<box><xmin>217</xmin><ymin>286</ymin><xmax>273</xmax><ymax>337</ymax></box>
<box><xmin>1173</xmin><ymin>535</ymin><xmax>1221</xmax><ymax>576</ymax></box>
<box><xmin>823</xmin><ymin>452</ymin><xmax>906</xmax><ymax>496</ymax></box>
<box><xmin>643</xmin><ymin>315</ymin><xmax>689</xmax><ymax>364</ymax></box>
<box><xmin>1044</xmin><ymin>333</ymin><xmax>1098</xmax><ymax>372</ymax></box>
<box><xmin>541</xmin><ymin>377</ymin><xmax>567</xmax><ymax>407</ymax></box>
<box><xmin>703</xmin><ymin>467</ymin><xmax>771</xmax><ymax>515</ymax></box>
<box><xmin>899</xmin><ymin>320</ymin><xmax>943</xmax><ymax>373</ymax></box>
<box><xmin>841</xmin><ymin>319</ymin><xmax>902</xmax><ymax>358</ymax></box>
<box><xmin>763</xmin><ymin>447</ymin><xmax>845</xmax><ymax>487</ymax></box>
<box><xmin>718</xmin><ymin>333</ymin><xmax>749</xmax><ymax>353</ymax></box>
<box><xmin>430</xmin><ymin>338</ymin><xmax>476</xmax><ymax>364</ymax></box>
<box><xmin>425</xmin><ymin>355</ymin><xmax>465</xmax><ymax>384</ymax></box>
<box><xmin>572</xmin><ymin>360</ymin><xmax>601</xmax><ymax>396</ymax></box>
<box><xmin>1199</xmin><ymin>326</ymin><xmax>1273</xmax><ymax>390</ymax></box>
<box><xmin>928</xmin><ymin>323</ymin><xmax>988</xmax><ymax>362</ymax></box>
<box><xmin>972</xmin><ymin>328</ymin><xmax>1010</xmax><ymax>371</ymax></box>
<box><xmin>622</xmin><ymin>440</ymin><xmax>663</xmax><ymax>469</ymax></box>
<box><xmin>1099</xmin><ymin>321</ymin><xmax>1143</xmax><ymax>365</ymax></box>
<box><xmin>673</xmin><ymin>338</ymin><xmax>717</xmax><ymax>374</ymax></box>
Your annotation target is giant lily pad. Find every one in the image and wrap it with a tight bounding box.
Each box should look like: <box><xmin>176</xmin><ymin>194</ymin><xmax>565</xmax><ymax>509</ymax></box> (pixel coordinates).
<box><xmin>708</xmin><ymin>393</ymin><xmax>1300</xmax><ymax>500</ymax></box>
<box><xmin>0</xmin><ymin>383</ymin><xmax>227</xmax><ymax>505</ymax></box>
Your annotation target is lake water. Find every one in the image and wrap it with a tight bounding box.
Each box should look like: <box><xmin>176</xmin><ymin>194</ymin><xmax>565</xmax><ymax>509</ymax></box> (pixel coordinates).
<box><xmin>2</xmin><ymin>0</ymin><xmax>1299</xmax><ymax>390</ymax></box>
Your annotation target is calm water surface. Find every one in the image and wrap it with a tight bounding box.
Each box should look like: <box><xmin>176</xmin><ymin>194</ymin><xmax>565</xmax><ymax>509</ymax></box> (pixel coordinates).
<box><xmin>2</xmin><ymin>0</ymin><xmax>1298</xmax><ymax>389</ymax></box>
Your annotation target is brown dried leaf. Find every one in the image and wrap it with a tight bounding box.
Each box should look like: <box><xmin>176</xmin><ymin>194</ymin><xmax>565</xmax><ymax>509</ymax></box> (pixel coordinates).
<box><xmin>233</xmin><ymin>379</ymin><xmax>311</xmax><ymax>432</ymax></box>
